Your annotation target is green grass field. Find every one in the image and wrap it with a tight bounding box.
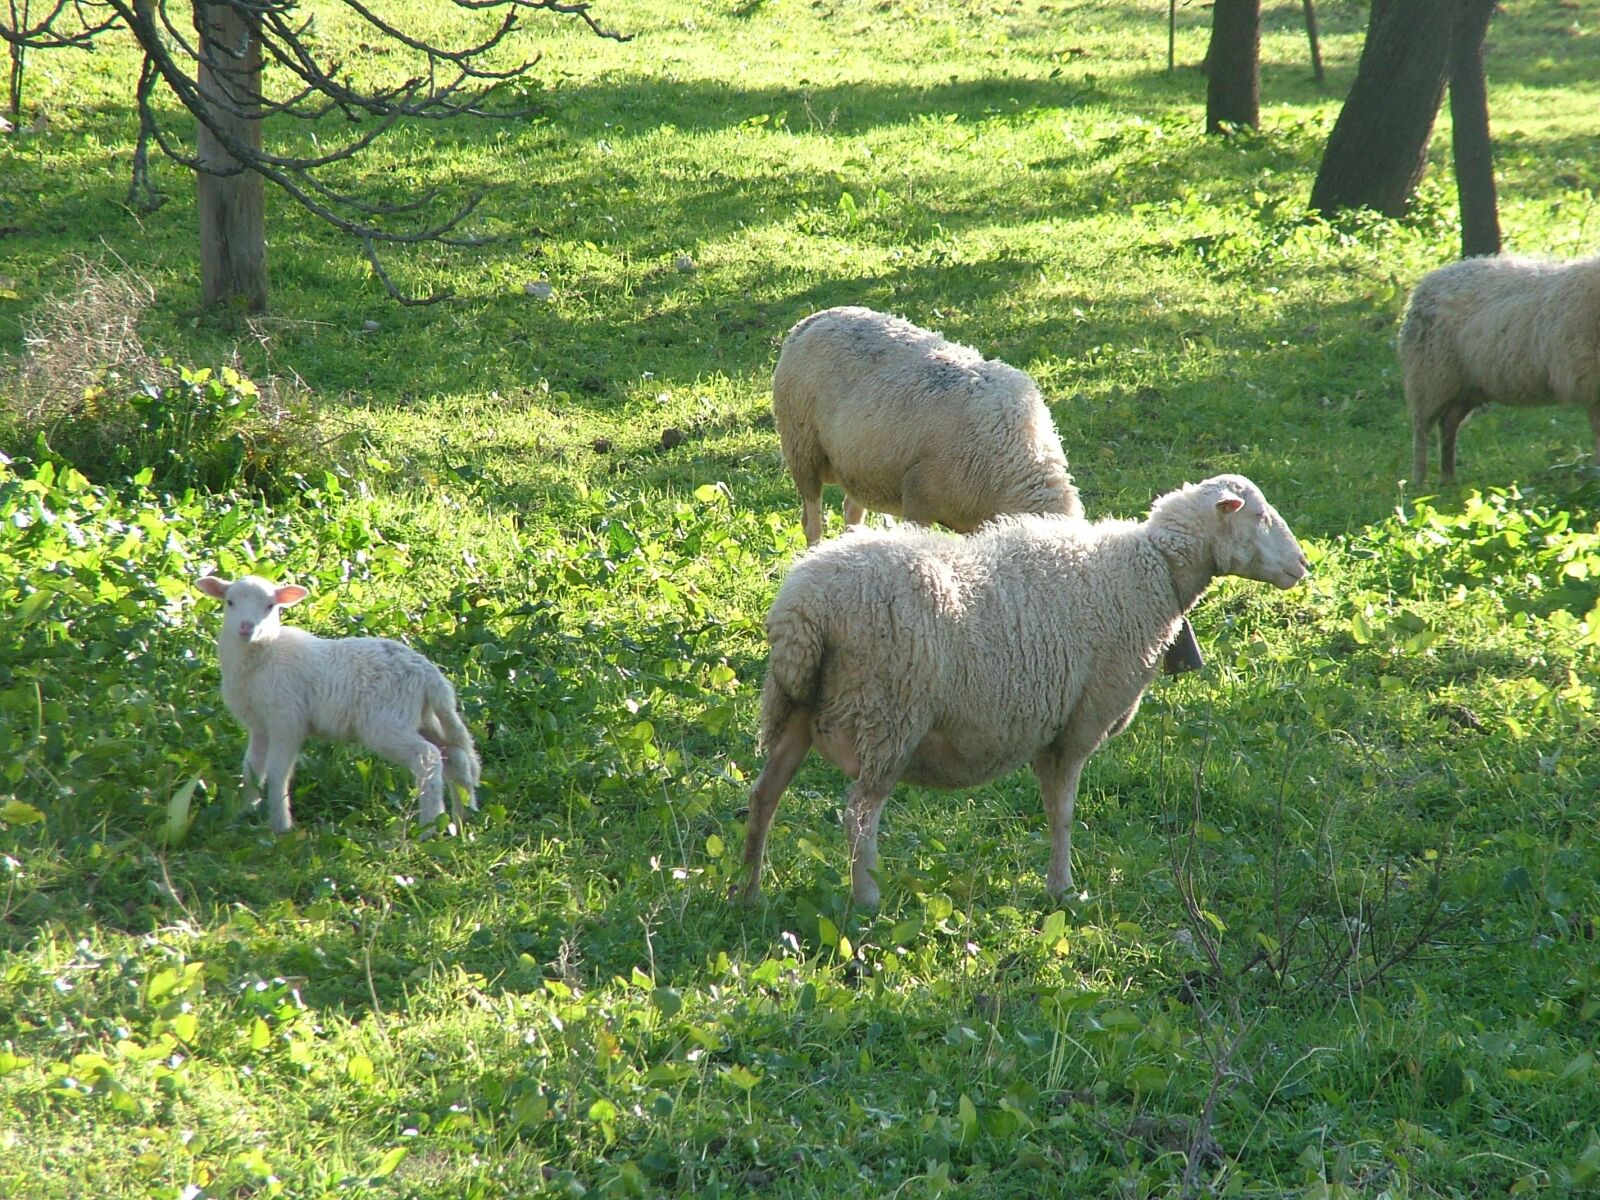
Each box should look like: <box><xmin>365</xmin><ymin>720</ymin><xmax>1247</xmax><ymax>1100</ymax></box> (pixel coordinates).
<box><xmin>4</xmin><ymin>1</ymin><xmax>1600</xmax><ymax>1195</ymax></box>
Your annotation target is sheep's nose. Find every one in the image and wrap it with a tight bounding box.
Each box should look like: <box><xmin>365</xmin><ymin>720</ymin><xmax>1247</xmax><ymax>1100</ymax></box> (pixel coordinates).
<box><xmin>238</xmin><ymin>621</ymin><xmax>255</xmax><ymax>638</ymax></box>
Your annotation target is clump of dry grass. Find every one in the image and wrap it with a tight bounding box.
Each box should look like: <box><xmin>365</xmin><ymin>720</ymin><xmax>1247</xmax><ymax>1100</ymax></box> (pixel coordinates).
<box><xmin>1</xmin><ymin>257</ymin><xmax>342</xmax><ymax>495</ymax></box>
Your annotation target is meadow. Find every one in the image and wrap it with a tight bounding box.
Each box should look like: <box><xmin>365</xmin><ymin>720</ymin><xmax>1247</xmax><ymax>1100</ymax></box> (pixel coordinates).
<box><xmin>3</xmin><ymin>0</ymin><xmax>1600</xmax><ymax>1195</ymax></box>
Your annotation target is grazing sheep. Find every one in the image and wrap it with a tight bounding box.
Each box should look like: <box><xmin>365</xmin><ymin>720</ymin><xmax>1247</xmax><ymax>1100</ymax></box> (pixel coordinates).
<box><xmin>1400</xmin><ymin>253</ymin><xmax>1600</xmax><ymax>483</ymax></box>
<box><xmin>738</xmin><ymin>474</ymin><xmax>1308</xmax><ymax>907</ymax></box>
<box><xmin>196</xmin><ymin>573</ymin><xmax>480</xmax><ymax>833</ymax></box>
<box><xmin>772</xmin><ymin>305</ymin><xmax>1082</xmax><ymax>543</ymax></box>
<box><xmin>773</xmin><ymin>304</ymin><xmax>1204</xmax><ymax>674</ymax></box>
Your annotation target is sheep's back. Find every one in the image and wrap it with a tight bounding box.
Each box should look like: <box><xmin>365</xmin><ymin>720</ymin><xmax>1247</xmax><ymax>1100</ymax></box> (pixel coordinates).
<box><xmin>771</xmin><ymin>516</ymin><xmax>1169</xmax><ymax>773</ymax></box>
<box><xmin>1403</xmin><ymin>255</ymin><xmax>1600</xmax><ymax>405</ymax></box>
<box><xmin>775</xmin><ymin>307</ymin><xmax>1070</xmax><ymax>520</ymax></box>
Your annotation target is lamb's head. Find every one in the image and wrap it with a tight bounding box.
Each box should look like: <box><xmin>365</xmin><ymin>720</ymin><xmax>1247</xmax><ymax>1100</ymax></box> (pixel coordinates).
<box><xmin>1153</xmin><ymin>475</ymin><xmax>1309</xmax><ymax>590</ymax></box>
<box><xmin>196</xmin><ymin>573</ymin><xmax>310</xmax><ymax>645</ymax></box>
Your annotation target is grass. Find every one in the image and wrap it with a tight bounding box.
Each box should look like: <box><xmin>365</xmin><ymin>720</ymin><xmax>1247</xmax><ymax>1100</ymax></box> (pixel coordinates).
<box><xmin>4</xmin><ymin>0</ymin><xmax>1600</xmax><ymax>1195</ymax></box>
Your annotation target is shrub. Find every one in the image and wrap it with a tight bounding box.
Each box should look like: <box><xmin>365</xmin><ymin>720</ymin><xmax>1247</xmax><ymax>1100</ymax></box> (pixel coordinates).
<box><xmin>0</xmin><ymin>258</ymin><xmax>339</xmax><ymax>496</ymax></box>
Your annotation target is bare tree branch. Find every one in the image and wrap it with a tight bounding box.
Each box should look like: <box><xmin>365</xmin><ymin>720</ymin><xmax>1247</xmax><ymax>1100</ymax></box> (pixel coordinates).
<box><xmin>10</xmin><ymin>0</ymin><xmax>628</xmax><ymax>306</ymax></box>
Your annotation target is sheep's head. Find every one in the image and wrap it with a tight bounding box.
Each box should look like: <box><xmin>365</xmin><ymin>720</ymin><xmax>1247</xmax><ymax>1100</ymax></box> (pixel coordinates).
<box><xmin>196</xmin><ymin>573</ymin><xmax>310</xmax><ymax>645</ymax></box>
<box><xmin>1153</xmin><ymin>475</ymin><xmax>1309</xmax><ymax>590</ymax></box>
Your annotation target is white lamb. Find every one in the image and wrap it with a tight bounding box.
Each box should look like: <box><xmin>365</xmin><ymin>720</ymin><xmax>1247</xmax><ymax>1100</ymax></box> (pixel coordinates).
<box><xmin>737</xmin><ymin>474</ymin><xmax>1308</xmax><ymax>907</ymax></box>
<box><xmin>772</xmin><ymin>305</ymin><xmax>1203</xmax><ymax>674</ymax></box>
<box><xmin>1400</xmin><ymin>252</ymin><xmax>1600</xmax><ymax>483</ymax></box>
<box><xmin>772</xmin><ymin>305</ymin><xmax>1082</xmax><ymax>544</ymax></box>
<box><xmin>196</xmin><ymin>573</ymin><xmax>480</xmax><ymax>833</ymax></box>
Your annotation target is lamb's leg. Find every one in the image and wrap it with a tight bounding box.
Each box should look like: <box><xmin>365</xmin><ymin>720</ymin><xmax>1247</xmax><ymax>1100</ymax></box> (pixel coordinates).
<box><xmin>843</xmin><ymin>778</ymin><xmax>894</xmax><ymax>907</ymax></box>
<box><xmin>739</xmin><ymin>712</ymin><xmax>813</xmax><ymax>903</ymax></box>
<box><xmin>1438</xmin><ymin>400</ymin><xmax>1473</xmax><ymax>480</ymax></box>
<box><xmin>260</xmin><ymin>737</ymin><xmax>303</xmax><ymax>835</ymax></box>
<box><xmin>1033</xmin><ymin>749</ymin><xmax>1088</xmax><ymax>896</ymax></box>
<box><xmin>241</xmin><ymin>730</ymin><xmax>268</xmax><ymax>808</ymax></box>
<box><xmin>369</xmin><ymin>727</ymin><xmax>447</xmax><ymax>825</ymax></box>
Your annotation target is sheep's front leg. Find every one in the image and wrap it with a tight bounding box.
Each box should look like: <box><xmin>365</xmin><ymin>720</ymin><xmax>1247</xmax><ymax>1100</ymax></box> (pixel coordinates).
<box><xmin>739</xmin><ymin>712</ymin><xmax>813</xmax><ymax>904</ymax></box>
<box><xmin>1033</xmin><ymin>749</ymin><xmax>1088</xmax><ymax>896</ymax></box>
<box><xmin>842</xmin><ymin>779</ymin><xmax>894</xmax><ymax>907</ymax></box>
<box><xmin>241</xmin><ymin>729</ymin><xmax>268</xmax><ymax>808</ymax></box>
<box><xmin>260</xmin><ymin>737</ymin><xmax>304</xmax><ymax>835</ymax></box>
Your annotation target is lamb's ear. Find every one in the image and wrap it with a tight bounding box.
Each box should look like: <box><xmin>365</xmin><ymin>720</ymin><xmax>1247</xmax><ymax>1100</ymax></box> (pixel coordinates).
<box><xmin>276</xmin><ymin>585</ymin><xmax>310</xmax><ymax>606</ymax></box>
<box><xmin>197</xmin><ymin>575</ymin><xmax>230</xmax><ymax>600</ymax></box>
<box><xmin>1216</xmin><ymin>492</ymin><xmax>1246</xmax><ymax>516</ymax></box>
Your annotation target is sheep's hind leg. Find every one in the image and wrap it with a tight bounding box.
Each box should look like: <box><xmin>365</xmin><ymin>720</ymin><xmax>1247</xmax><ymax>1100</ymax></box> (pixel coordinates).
<box><xmin>1033</xmin><ymin>749</ymin><xmax>1088</xmax><ymax>896</ymax></box>
<box><xmin>368</xmin><ymin>727</ymin><xmax>447</xmax><ymax>827</ymax></box>
<box><xmin>739</xmin><ymin>713</ymin><xmax>812</xmax><ymax>903</ymax></box>
<box><xmin>842</xmin><ymin>495</ymin><xmax>867</xmax><ymax>531</ymax></box>
<box><xmin>1437</xmin><ymin>400</ymin><xmax>1474</xmax><ymax>480</ymax></box>
<box><xmin>843</xmin><ymin>778</ymin><xmax>895</xmax><ymax>908</ymax></box>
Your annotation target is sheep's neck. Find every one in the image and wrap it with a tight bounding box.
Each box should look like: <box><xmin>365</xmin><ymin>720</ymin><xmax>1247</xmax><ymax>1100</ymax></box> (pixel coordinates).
<box><xmin>1153</xmin><ymin>532</ymin><xmax>1215</xmax><ymax>614</ymax></box>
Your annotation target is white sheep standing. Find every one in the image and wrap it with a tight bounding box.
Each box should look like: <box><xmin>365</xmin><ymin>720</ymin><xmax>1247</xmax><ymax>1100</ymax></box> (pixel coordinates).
<box><xmin>772</xmin><ymin>305</ymin><xmax>1204</xmax><ymax>673</ymax></box>
<box><xmin>1400</xmin><ymin>252</ymin><xmax>1600</xmax><ymax>483</ymax></box>
<box><xmin>196</xmin><ymin>573</ymin><xmax>480</xmax><ymax>833</ymax></box>
<box><xmin>738</xmin><ymin>474</ymin><xmax>1308</xmax><ymax>907</ymax></box>
<box><xmin>772</xmin><ymin>305</ymin><xmax>1083</xmax><ymax>543</ymax></box>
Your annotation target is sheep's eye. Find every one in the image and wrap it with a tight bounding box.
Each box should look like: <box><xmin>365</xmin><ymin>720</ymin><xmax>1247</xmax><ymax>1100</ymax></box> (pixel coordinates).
<box><xmin>226</xmin><ymin>599</ymin><xmax>233</xmax><ymax>607</ymax></box>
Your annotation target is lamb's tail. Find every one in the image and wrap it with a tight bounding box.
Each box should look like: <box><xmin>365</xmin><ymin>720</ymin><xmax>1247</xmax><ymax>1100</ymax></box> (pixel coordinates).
<box><xmin>424</xmin><ymin>672</ymin><xmax>481</xmax><ymax>804</ymax></box>
<box><xmin>758</xmin><ymin>587</ymin><xmax>827</xmax><ymax>753</ymax></box>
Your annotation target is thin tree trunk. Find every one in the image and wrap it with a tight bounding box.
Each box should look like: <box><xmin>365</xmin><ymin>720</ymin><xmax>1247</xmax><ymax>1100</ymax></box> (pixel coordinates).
<box><xmin>1450</xmin><ymin>0</ymin><xmax>1500</xmax><ymax>257</ymax></box>
<box><xmin>194</xmin><ymin>0</ymin><xmax>268</xmax><ymax>312</ymax></box>
<box><xmin>1302</xmin><ymin>0</ymin><xmax>1324</xmax><ymax>86</ymax></box>
<box><xmin>1310</xmin><ymin>0</ymin><xmax>1453</xmax><ymax>218</ymax></box>
<box><xmin>1168</xmin><ymin>0</ymin><xmax>1176</xmax><ymax>74</ymax></box>
<box><xmin>1205</xmin><ymin>0</ymin><xmax>1261</xmax><ymax>133</ymax></box>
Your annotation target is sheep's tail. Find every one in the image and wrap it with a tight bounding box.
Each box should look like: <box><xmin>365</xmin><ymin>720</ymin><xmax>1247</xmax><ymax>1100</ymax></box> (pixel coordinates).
<box><xmin>424</xmin><ymin>673</ymin><xmax>481</xmax><ymax>797</ymax></box>
<box><xmin>758</xmin><ymin>589</ymin><xmax>826</xmax><ymax>753</ymax></box>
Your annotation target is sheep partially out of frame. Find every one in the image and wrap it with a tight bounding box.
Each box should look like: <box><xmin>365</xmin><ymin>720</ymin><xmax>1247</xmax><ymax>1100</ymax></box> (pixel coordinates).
<box><xmin>197</xmin><ymin>573</ymin><xmax>480</xmax><ymax>833</ymax></box>
<box><xmin>1400</xmin><ymin>253</ymin><xmax>1600</xmax><ymax>483</ymax></box>
<box><xmin>738</xmin><ymin>475</ymin><xmax>1308</xmax><ymax>907</ymax></box>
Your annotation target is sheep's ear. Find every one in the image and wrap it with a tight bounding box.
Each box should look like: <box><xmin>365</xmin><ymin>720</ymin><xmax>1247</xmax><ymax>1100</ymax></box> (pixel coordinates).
<box><xmin>197</xmin><ymin>575</ymin><xmax>230</xmax><ymax>600</ymax></box>
<box><xmin>276</xmin><ymin>585</ymin><xmax>310</xmax><ymax>606</ymax></box>
<box><xmin>1215</xmin><ymin>493</ymin><xmax>1246</xmax><ymax>516</ymax></box>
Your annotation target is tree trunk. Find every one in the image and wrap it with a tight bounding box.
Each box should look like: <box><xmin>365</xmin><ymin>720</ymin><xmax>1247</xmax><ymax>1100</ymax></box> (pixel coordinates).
<box><xmin>193</xmin><ymin>0</ymin><xmax>268</xmax><ymax>312</ymax></box>
<box><xmin>1450</xmin><ymin>0</ymin><xmax>1500</xmax><ymax>257</ymax></box>
<box><xmin>1205</xmin><ymin>0</ymin><xmax>1261</xmax><ymax>133</ymax></box>
<box><xmin>1310</xmin><ymin>0</ymin><xmax>1453</xmax><ymax>218</ymax></box>
<box><xmin>1302</xmin><ymin>0</ymin><xmax>1324</xmax><ymax>86</ymax></box>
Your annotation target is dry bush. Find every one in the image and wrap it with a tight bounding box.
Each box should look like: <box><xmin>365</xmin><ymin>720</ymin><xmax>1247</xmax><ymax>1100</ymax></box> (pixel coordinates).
<box><xmin>1</xmin><ymin>257</ymin><xmax>340</xmax><ymax>495</ymax></box>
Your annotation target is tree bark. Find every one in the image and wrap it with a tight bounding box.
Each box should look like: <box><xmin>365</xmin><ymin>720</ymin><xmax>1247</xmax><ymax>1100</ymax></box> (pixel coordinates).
<box><xmin>1205</xmin><ymin>0</ymin><xmax>1260</xmax><ymax>133</ymax></box>
<box><xmin>1302</xmin><ymin>0</ymin><xmax>1324</xmax><ymax>86</ymax></box>
<box><xmin>1450</xmin><ymin>0</ymin><xmax>1500</xmax><ymax>257</ymax></box>
<box><xmin>1310</xmin><ymin>0</ymin><xmax>1453</xmax><ymax>218</ymax></box>
<box><xmin>194</xmin><ymin>0</ymin><xmax>268</xmax><ymax>312</ymax></box>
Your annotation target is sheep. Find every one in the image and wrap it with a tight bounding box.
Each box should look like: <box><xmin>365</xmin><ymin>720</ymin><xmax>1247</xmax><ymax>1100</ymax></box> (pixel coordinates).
<box><xmin>1400</xmin><ymin>252</ymin><xmax>1600</xmax><ymax>484</ymax></box>
<box><xmin>196</xmin><ymin>573</ymin><xmax>480</xmax><ymax>834</ymax></box>
<box><xmin>773</xmin><ymin>304</ymin><xmax>1204</xmax><ymax>673</ymax></box>
<box><xmin>737</xmin><ymin>474</ymin><xmax>1308</xmax><ymax>907</ymax></box>
<box><xmin>773</xmin><ymin>305</ymin><xmax>1083</xmax><ymax>543</ymax></box>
